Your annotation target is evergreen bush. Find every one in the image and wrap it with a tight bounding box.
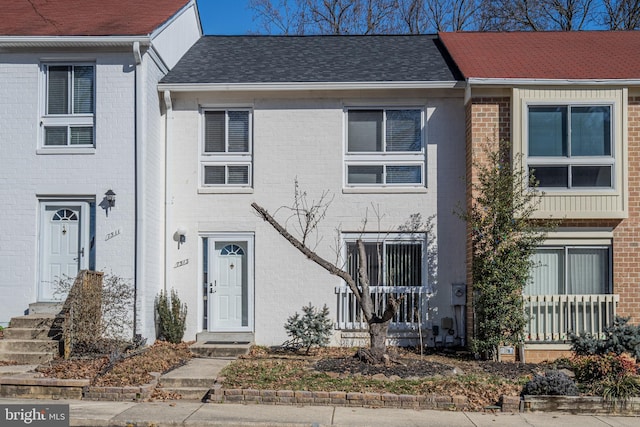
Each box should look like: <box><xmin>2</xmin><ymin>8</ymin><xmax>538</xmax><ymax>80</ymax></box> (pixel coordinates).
<box><xmin>570</xmin><ymin>316</ymin><xmax>640</xmax><ymax>360</ymax></box>
<box><xmin>522</xmin><ymin>370</ymin><xmax>579</xmax><ymax>396</ymax></box>
<box><xmin>156</xmin><ymin>289</ymin><xmax>187</xmax><ymax>344</ymax></box>
<box><xmin>457</xmin><ymin>140</ymin><xmax>554</xmax><ymax>359</ymax></box>
<box><xmin>284</xmin><ymin>303</ymin><xmax>332</xmax><ymax>354</ymax></box>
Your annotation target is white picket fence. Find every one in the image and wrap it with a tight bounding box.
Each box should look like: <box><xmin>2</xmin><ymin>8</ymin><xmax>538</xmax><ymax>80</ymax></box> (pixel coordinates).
<box><xmin>524</xmin><ymin>294</ymin><xmax>619</xmax><ymax>342</ymax></box>
<box><xmin>335</xmin><ymin>287</ymin><xmax>618</xmax><ymax>344</ymax></box>
<box><xmin>334</xmin><ymin>285</ymin><xmax>428</xmax><ymax>331</ymax></box>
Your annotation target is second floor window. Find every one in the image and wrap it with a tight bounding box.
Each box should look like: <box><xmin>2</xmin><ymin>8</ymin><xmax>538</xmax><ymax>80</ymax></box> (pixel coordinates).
<box><xmin>345</xmin><ymin>108</ymin><xmax>425</xmax><ymax>187</ymax></box>
<box><xmin>42</xmin><ymin>64</ymin><xmax>95</xmax><ymax>147</ymax></box>
<box><xmin>528</xmin><ymin>105</ymin><xmax>613</xmax><ymax>189</ymax></box>
<box><xmin>201</xmin><ymin>109</ymin><xmax>252</xmax><ymax>187</ymax></box>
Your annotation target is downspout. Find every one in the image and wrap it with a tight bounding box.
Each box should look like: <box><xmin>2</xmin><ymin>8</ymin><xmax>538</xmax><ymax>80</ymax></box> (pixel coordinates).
<box><xmin>163</xmin><ymin>90</ymin><xmax>172</xmax><ymax>297</ymax></box>
<box><xmin>133</xmin><ymin>41</ymin><xmax>144</xmax><ymax>339</ymax></box>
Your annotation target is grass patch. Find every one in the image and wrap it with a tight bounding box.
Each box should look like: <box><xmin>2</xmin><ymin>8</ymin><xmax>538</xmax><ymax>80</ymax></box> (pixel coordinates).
<box><xmin>219</xmin><ymin>355</ymin><xmax>525</xmax><ymax>410</ymax></box>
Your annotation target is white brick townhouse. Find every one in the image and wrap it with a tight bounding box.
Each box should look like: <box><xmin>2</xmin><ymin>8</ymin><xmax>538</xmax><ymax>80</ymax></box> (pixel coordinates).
<box><xmin>0</xmin><ymin>0</ymin><xmax>201</xmax><ymax>339</ymax></box>
<box><xmin>158</xmin><ymin>36</ymin><xmax>469</xmax><ymax>346</ymax></box>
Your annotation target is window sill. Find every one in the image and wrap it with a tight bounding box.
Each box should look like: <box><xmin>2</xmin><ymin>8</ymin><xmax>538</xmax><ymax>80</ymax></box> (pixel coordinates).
<box><xmin>342</xmin><ymin>187</ymin><xmax>427</xmax><ymax>194</ymax></box>
<box><xmin>37</xmin><ymin>147</ymin><xmax>95</xmax><ymax>155</ymax></box>
<box><xmin>536</xmin><ymin>188</ymin><xmax>618</xmax><ymax>196</ymax></box>
<box><xmin>198</xmin><ymin>187</ymin><xmax>254</xmax><ymax>194</ymax></box>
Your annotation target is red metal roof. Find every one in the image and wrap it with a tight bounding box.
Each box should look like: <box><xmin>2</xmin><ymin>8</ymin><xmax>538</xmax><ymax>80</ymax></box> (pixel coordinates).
<box><xmin>1</xmin><ymin>0</ymin><xmax>191</xmax><ymax>36</ymax></box>
<box><xmin>439</xmin><ymin>31</ymin><xmax>640</xmax><ymax>80</ymax></box>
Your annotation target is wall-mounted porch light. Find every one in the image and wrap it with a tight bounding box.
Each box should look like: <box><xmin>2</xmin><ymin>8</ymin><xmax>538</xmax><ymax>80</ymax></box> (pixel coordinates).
<box><xmin>174</xmin><ymin>226</ymin><xmax>187</xmax><ymax>248</ymax></box>
<box><xmin>105</xmin><ymin>189</ymin><xmax>116</xmax><ymax>208</ymax></box>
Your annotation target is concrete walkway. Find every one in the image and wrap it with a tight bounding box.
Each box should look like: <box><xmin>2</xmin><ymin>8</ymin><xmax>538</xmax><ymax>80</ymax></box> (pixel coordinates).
<box><xmin>1</xmin><ymin>397</ymin><xmax>639</xmax><ymax>426</ymax></box>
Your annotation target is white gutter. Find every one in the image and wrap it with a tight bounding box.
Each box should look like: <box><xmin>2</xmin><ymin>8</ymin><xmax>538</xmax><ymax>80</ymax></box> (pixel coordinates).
<box><xmin>467</xmin><ymin>77</ymin><xmax>640</xmax><ymax>86</ymax></box>
<box><xmin>157</xmin><ymin>81</ymin><xmax>465</xmax><ymax>92</ymax></box>
<box><xmin>0</xmin><ymin>36</ymin><xmax>151</xmax><ymax>47</ymax></box>
<box><xmin>163</xmin><ymin>90</ymin><xmax>173</xmax><ymax>296</ymax></box>
<box><xmin>463</xmin><ymin>76</ymin><xmax>640</xmax><ymax>104</ymax></box>
<box><xmin>133</xmin><ymin>41</ymin><xmax>145</xmax><ymax>338</ymax></box>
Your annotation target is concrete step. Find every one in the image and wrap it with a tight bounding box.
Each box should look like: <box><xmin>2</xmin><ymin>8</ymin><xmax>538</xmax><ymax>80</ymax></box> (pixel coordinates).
<box><xmin>159</xmin><ymin>376</ymin><xmax>215</xmax><ymax>388</ymax></box>
<box><xmin>195</xmin><ymin>331</ymin><xmax>254</xmax><ymax>343</ymax></box>
<box><xmin>189</xmin><ymin>342</ymin><xmax>251</xmax><ymax>358</ymax></box>
<box><xmin>28</xmin><ymin>302</ymin><xmax>64</xmax><ymax>315</ymax></box>
<box><xmin>159</xmin><ymin>387</ymin><xmax>211</xmax><ymax>401</ymax></box>
<box><xmin>3</xmin><ymin>327</ymin><xmax>62</xmax><ymax>340</ymax></box>
<box><xmin>0</xmin><ymin>351</ymin><xmax>55</xmax><ymax>365</ymax></box>
<box><xmin>0</xmin><ymin>339</ymin><xmax>60</xmax><ymax>353</ymax></box>
<box><xmin>9</xmin><ymin>315</ymin><xmax>59</xmax><ymax>329</ymax></box>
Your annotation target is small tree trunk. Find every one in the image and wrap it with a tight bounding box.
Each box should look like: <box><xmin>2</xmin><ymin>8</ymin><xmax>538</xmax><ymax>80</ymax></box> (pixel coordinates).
<box><xmin>369</xmin><ymin>319</ymin><xmax>390</xmax><ymax>356</ymax></box>
<box><xmin>355</xmin><ymin>316</ymin><xmax>393</xmax><ymax>364</ymax></box>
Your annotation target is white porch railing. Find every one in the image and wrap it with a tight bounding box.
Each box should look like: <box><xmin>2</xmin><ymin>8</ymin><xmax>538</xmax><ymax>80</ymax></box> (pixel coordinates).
<box><xmin>334</xmin><ymin>285</ymin><xmax>428</xmax><ymax>331</ymax></box>
<box><xmin>524</xmin><ymin>294</ymin><xmax>619</xmax><ymax>342</ymax></box>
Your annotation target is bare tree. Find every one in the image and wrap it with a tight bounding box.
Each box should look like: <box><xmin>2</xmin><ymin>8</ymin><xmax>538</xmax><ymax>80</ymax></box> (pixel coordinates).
<box><xmin>247</xmin><ymin>0</ymin><xmax>624</xmax><ymax>34</ymax></box>
<box><xmin>603</xmin><ymin>0</ymin><xmax>640</xmax><ymax>29</ymax></box>
<box><xmin>543</xmin><ymin>0</ymin><xmax>595</xmax><ymax>30</ymax></box>
<box><xmin>478</xmin><ymin>0</ymin><xmax>548</xmax><ymax>30</ymax></box>
<box><xmin>250</xmin><ymin>0</ymin><xmax>399</xmax><ymax>34</ymax></box>
<box><xmin>397</xmin><ymin>0</ymin><xmax>430</xmax><ymax>34</ymax></box>
<box><xmin>248</xmin><ymin>0</ymin><xmax>308</xmax><ymax>34</ymax></box>
<box><xmin>478</xmin><ymin>0</ymin><xmax>595</xmax><ymax>30</ymax></box>
<box><xmin>425</xmin><ymin>0</ymin><xmax>478</xmax><ymax>31</ymax></box>
<box><xmin>251</xmin><ymin>187</ymin><xmax>429</xmax><ymax>362</ymax></box>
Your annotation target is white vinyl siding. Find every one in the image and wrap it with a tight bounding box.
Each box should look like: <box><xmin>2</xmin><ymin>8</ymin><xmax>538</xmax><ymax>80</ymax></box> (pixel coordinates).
<box><xmin>41</xmin><ymin>64</ymin><xmax>95</xmax><ymax>148</ymax></box>
<box><xmin>201</xmin><ymin>109</ymin><xmax>252</xmax><ymax>187</ymax></box>
<box><xmin>345</xmin><ymin>108</ymin><xmax>425</xmax><ymax>187</ymax></box>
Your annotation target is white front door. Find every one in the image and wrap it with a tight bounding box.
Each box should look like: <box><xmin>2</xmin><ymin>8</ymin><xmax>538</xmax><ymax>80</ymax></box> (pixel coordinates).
<box><xmin>207</xmin><ymin>238</ymin><xmax>253</xmax><ymax>331</ymax></box>
<box><xmin>39</xmin><ymin>202</ymin><xmax>89</xmax><ymax>301</ymax></box>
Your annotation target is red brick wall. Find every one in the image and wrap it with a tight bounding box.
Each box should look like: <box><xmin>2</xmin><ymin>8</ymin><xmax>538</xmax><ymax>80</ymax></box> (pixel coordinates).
<box><xmin>465</xmin><ymin>97</ymin><xmax>511</xmax><ymax>343</ymax></box>
<box><xmin>465</xmin><ymin>95</ymin><xmax>640</xmax><ymax>348</ymax></box>
<box><xmin>524</xmin><ymin>349</ymin><xmax>573</xmax><ymax>364</ymax></box>
<box><xmin>612</xmin><ymin>97</ymin><xmax>640</xmax><ymax>322</ymax></box>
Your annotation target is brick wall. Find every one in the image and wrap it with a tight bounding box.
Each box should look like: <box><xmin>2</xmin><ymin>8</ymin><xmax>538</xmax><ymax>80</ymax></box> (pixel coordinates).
<box><xmin>612</xmin><ymin>97</ymin><xmax>640</xmax><ymax>322</ymax></box>
<box><xmin>465</xmin><ymin>97</ymin><xmax>511</xmax><ymax>344</ymax></box>
<box><xmin>0</xmin><ymin>52</ymin><xmax>137</xmax><ymax>326</ymax></box>
<box><xmin>465</xmin><ymin>94</ymin><xmax>640</xmax><ymax>349</ymax></box>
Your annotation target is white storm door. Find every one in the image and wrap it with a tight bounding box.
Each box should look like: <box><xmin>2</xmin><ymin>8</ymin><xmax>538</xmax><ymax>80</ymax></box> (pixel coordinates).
<box><xmin>39</xmin><ymin>202</ymin><xmax>89</xmax><ymax>301</ymax></box>
<box><xmin>208</xmin><ymin>240</ymin><xmax>252</xmax><ymax>331</ymax></box>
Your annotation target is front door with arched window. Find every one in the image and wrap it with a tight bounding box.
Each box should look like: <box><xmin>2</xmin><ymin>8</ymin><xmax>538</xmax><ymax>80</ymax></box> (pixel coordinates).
<box><xmin>39</xmin><ymin>202</ymin><xmax>90</xmax><ymax>301</ymax></box>
<box><xmin>208</xmin><ymin>240</ymin><xmax>251</xmax><ymax>330</ymax></box>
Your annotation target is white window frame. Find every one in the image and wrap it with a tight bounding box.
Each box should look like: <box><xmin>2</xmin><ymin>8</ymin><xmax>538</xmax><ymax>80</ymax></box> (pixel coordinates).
<box><xmin>344</xmin><ymin>107</ymin><xmax>426</xmax><ymax>189</ymax></box>
<box><xmin>200</xmin><ymin>108</ymin><xmax>253</xmax><ymax>188</ymax></box>
<box><xmin>342</xmin><ymin>232</ymin><xmax>427</xmax><ymax>289</ymax></box>
<box><xmin>527</xmin><ymin>244</ymin><xmax>612</xmax><ymax>295</ymax></box>
<box><xmin>39</xmin><ymin>63</ymin><xmax>95</xmax><ymax>151</ymax></box>
<box><xmin>526</xmin><ymin>103</ymin><xmax>615</xmax><ymax>190</ymax></box>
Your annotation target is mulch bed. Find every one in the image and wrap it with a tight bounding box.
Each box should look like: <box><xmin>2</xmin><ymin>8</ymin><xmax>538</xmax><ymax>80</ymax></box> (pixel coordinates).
<box><xmin>314</xmin><ymin>351</ymin><xmax>542</xmax><ymax>380</ymax></box>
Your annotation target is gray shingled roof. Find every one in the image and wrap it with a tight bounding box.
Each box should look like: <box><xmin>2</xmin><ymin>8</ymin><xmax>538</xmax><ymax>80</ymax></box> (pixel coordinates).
<box><xmin>161</xmin><ymin>35</ymin><xmax>461</xmax><ymax>84</ymax></box>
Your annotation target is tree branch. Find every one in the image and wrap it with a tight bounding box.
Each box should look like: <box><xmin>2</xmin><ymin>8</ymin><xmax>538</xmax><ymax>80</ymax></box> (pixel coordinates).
<box><xmin>252</xmin><ymin>202</ymin><xmax>366</xmax><ymax>309</ymax></box>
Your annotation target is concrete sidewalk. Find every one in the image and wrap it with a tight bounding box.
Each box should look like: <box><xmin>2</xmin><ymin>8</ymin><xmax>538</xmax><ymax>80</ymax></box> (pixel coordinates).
<box><xmin>1</xmin><ymin>397</ymin><xmax>639</xmax><ymax>427</ymax></box>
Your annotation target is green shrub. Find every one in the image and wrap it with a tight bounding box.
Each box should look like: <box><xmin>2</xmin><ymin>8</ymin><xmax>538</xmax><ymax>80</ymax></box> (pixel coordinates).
<box><xmin>156</xmin><ymin>289</ymin><xmax>187</xmax><ymax>344</ymax></box>
<box><xmin>522</xmin><ymin>370</ymin><xmax>578</xmax><ymax>396</ymax></box>
<box><xmin>570</xmin><ymin>316</ymin><xmax>640</xmax><ymax>360</ymax></box>
<box><xmin>602</xmin><ymin>375</ymin><xmax>640</xmax><ymax>404</ymax></box>
<box><xmin>284</xmin><ymin>303</ymin><xmax>332</xmax><ymax>354</ymax></box>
